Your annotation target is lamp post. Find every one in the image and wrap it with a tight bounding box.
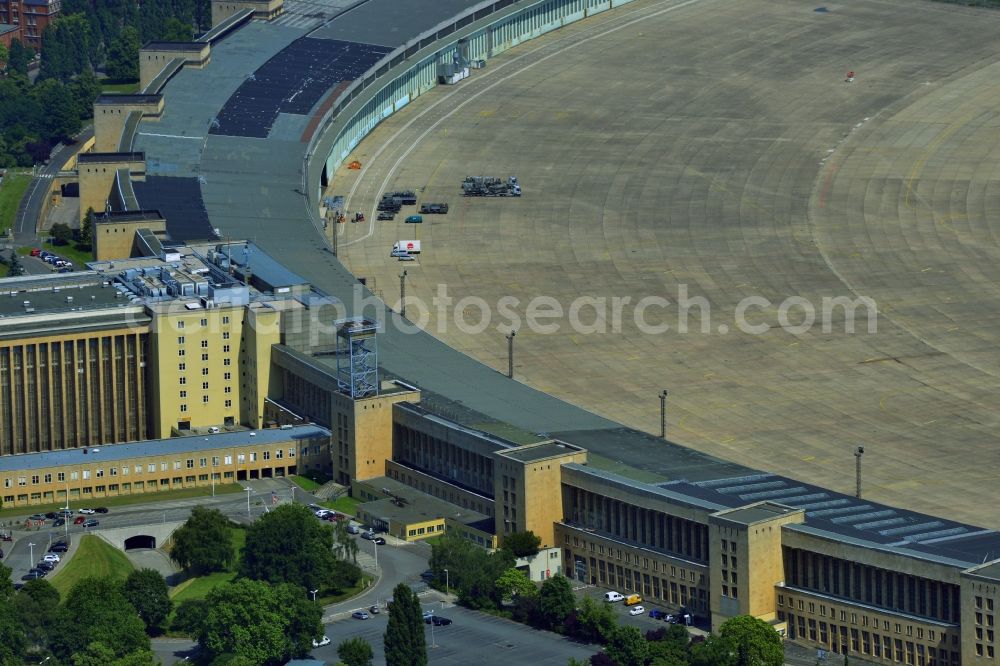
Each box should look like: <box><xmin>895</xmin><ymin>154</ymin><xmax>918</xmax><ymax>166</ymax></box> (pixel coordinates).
<box><xmin>659</xmin><ymin>389</ymin><xmax>668</xmax><ymax>439</ymax></box>
<box><xmin>310</xmin><ymin>589</ymin><xmax>318</xmax><ymax>602</ymax></box>
<box><xmin>506</xmin><ymin>329</ymin><xmax>516</xmax><ymax>378</ymax></box>
<box><xmin>28</xmin><ymin>542</ymin><xmax>35</xmax><ymax>569</ymax></box>
<box><xmin>245</xmin><ymin>487</ymin><xmax>252</xmax><ymax>520</ymax></box>
<box><xmin>429</xmin><ymin>614</ymin><xmax>437</xmax><ymax>648</ymax></box>
<box><xmin>855</xmin><ymin>446</ymin><xmax>865</xmax><ymax>499</ymax></box>
<box><xmin>399</xmin><ymin>270</ymin><xmax>408</xmax><ymax>318</ymax></box>
<box><xmin>372</xmin><ymin>538</ymin><xmax>378</xmax><ymax>571</ymax></box>
<box><xmin>443</xmin><ymin>568</ymin><xmax>449</xmax><ymax>597</ymax></box>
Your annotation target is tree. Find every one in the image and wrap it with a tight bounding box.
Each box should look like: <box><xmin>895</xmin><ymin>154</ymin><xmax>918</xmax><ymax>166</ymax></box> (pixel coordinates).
<box><xmin>383</xmin><ymin>583</ymin><xmax>426</xmax><ymax>666</ymax></box>
<box><xmin>39</xmin><ymin>14</ymin><xmax>93</xmax><ymax>82</ymax></box>
<box><xmin>502</xmin><ymin>530</ymin><xmax>542</xmax><ymax>558</ymax></box>
<box><xmin>161</xmin><ymin>17</ymin><xmax>194</xmax><ymax>42</ymax></box>
<box><xmin>338</xmin><ymin>637</ymin><xmax>374</xmax><ymax>666</ymax></box>
<box><xmin>568</xmin><ymin>597</ymin><xmax>616</xmax><ymax>643</ymax></box>
<box><xmin>605</xmin><ymin>625</ymin><xmax>649</xmax><ymax>666</ymax></box>
<box><xmin>495</xmin><ymin>567</ymin><xmax>537</xmax><ymax>604</ymax></box>
<box><xmin>240</xmin><ymin>504</ymin><xmax>338</xmax><ymax>593</ymax></box>
<box><xmin>0</xmin><ymin>565</ymin><xmax>26</xmax><ymax>665</ymax></box>
<box><xmin>0</xmin><ymin>43</ymin><xmax>8</xmax><ymax>69</ymax></box>
<box><xmin>49</xmin><ymin>577</ymin><xmax>150</xmax><ymax>663</ymax></box>
<box><xmin>170</xmin><ymin>599</ymin><xmax>208</xmax><ymax>636</ymax></box>
<box><xmin>79</xmin><ymin>207</ymin><xmax>96</xmax><ymax>249</ymax></box>
<box><xmin>718</xmin><ymin>615</ymin><xmax>783</xmax><ymax>666</ymax></box>
<box><xmin>170</xmin><ymin>506</ymin><xmax>235</xmax><ymax>574</ymax></box>
<box><xmin>8</xmin><ymin>40</ymin><xmax>33</xmax><ymax>76</ymax></box>
<box><xmin>200</xmin><ymin>578</ymin><xmax>321</xmax><ymax>665</ymax></box>
<box><xmin>539</xmin><ymin>574</ymin><xmax>575</xmax><ymax>630</ymax></box>
<box><xmin>646</xmin><ymin>624</ymin><xmax>691</xmax><ymax>666</ymax></box>
<box><xmin>7</xmin><ymin>253</ymin><xmax>24</xmax><ymax>277</ymax></box>
<box><xmin>105</xmin><ymin>26</ymin><xmax>140</xmax><ymax>82</ymax></box>
<box><xmin>50</xmin><ymin>222</ymin><xmax>74</xmax><ymax>245</ymax></box>
<box><xmin>689</xmin><ymin>633</ymin><xmax>737</xmax><ymax>666</ymax></box>
<box><xmin>429</xmin><ymin>532</ymin><xmax>513</xmax><ymax>610</ymax></box>
<box><xmin>15</xmin><ymin>577</ymin><xmax>60</xmax><ymax>650</ymax></box>
<box><xmin>123</xmin><ymin>568</ymin><xmax>172</xmax><ymax>632</ymax></box>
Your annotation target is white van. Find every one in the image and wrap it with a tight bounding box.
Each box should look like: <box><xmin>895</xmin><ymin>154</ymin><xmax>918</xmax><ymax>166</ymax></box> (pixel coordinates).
<box><xmin>604</xmin><ymin>591</ymin><xmax>624</xmax><ymax>603</ymax></box>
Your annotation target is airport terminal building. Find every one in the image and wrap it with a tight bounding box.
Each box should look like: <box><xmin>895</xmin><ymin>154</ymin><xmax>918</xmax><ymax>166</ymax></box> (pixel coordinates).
<box><xmin>3</xmin><ymin>0</ymin><xmax>1000</xmax><ymax>664</ymax></box>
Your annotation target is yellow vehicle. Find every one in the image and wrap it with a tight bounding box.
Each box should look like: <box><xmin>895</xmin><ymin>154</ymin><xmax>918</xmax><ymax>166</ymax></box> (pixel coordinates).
<box><xmin>624</xmin><ymin>594</ymin><xmax>642</xmax><ymax>606</ymax></box>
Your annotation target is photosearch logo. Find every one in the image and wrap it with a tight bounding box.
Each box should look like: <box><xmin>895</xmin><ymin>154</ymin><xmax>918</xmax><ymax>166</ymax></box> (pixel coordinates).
<box><xmin>350</xmin><ymin>284</ymin><xmax>879</xmax><ymax>337</ymax></box>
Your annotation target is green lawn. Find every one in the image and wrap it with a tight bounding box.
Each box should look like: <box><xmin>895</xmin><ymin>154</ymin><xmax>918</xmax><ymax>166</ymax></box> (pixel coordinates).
<box><xmin>0</xmin><ymin>483</ymin><xmax>244</xmax><ymax>519</ymax></box>
<box><xmin>101</xmin><ymin>80</ymin><xmax>141</xmax><ymax>94</ymax></box>
<box><xmin>317</xmin><ymin>574</ymin><xmax>374</xmax><ymax>605</ymax></box>
<box><xmin>0</xmin><ymin>170</ymin><xmax>32</xmax><ymax>235</ymax></box>
<box><xmin>49</xmin><ymin>534</ymin><xmax>135</xmax><ymax>596</ymax></box>
<box><xmin>321</xmin><ymin>495</ymin><xmax>361</xmax><ymax>516</ymax></box>
<box><xmin>170</xmin><ymin>570</ymin><xmax>238</xmax><ymax>603</ymax></box>
<box><xmin>38</xmin><ymin>239</ymin><xmax>93</xmax><ymax>266</ymax></box>
<box><xmin>290</xmin><ymin>475</ymin><xmax>322</xmax><ymax>492</ymax></box>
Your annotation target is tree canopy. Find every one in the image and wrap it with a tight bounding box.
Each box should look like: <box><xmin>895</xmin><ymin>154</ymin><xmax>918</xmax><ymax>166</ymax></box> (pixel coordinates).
<box><xmin>199</xmin><ymin>578</ymin><xmax>322</xmax><ymax>665</ymax></box>
<box><xmin>241</xmin><ymin>503</ymin><xmax>360</xmax><ymax>595</ymax></box>
<box><xmin>501</xmin><ymin>530</ymin><xmax>542</xmax><ymax>558</ymax></box>
<box><xmin>383</xmin><ymin>583</ymin><xmax>426</xmax><ymax>666</ymax></box>
<box><xmin>338</xmin><ymin>637</ymin><xmax>374</xmax><ymax>666</ymax></box>
<box><xmin>48</xmin><ymin>577</ymin><xmax>151</xmax><ymax>663</ymax></box>
<box><xmin>429</xmin><ymin>532</ymin><xmax>514</xmax><ymax>609</ymax></box>
<box><xmin>123</xmin><ymin>568</ymin><xmax>172</xmax><ymax>632</ymax></box>
<box><xmin>538</xmin><ymin>574</ymin><xmax>575</xmax><ymax>630</ymax></box>
<box><xmin>170</xmin><ymin>506</ymin><xmax>236</xmax><ymax>575</ymax></box>
<box><xmin>718</xmin><ymin>615</ymin><xmax>783</xmax><ymax>666</ymax></box>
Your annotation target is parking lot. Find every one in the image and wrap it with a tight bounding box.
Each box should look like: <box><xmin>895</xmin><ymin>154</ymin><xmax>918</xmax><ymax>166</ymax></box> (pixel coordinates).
<box><xmin>573</xmin><ymin>584</ymin><xmax>705</xmax><ymax>635</ymax></box>
<box><xmin>312</xmin><ymin>600</ymin><xmax>597</xmax><ymax>665</ymax></box>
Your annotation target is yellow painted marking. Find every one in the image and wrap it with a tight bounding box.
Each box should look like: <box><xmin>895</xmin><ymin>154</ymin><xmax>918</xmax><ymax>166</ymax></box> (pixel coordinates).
<box><xmin>946</xmin><ymin>326</ymin><xmax>959</xmax><ymax>332</ymax></box>
<box><xmin>921</xmin><ymin>267</ymin><xmax>933</xmax><ymax>272</ymax></box>
<box><xmin>923</xmin><ymin>420</ymin><xmax>937</xmax><ymax>426</ymax></box>
<box><xmin>802</xmin><ymin>456</ymin><xmax>816</xmax><ymax>462</ymax></box>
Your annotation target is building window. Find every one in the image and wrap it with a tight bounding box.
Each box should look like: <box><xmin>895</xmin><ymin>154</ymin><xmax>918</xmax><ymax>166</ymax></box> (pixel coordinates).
<box><xmin>57</xmin><ymin>472</ymin><xmax>65</xmax><ymax>482</ymax></box>
<box><xmin>225</xmin><ymin>400</ymin><xmax>232</xmax><ymax>408</ymax></box>
<box><xmin>200</xmin><ymin>458</ymin><xmax>207</xmax><ymax>467</ymax></box>
<box><xmin>179</xmin><ymin>363</ymin><xmax>186</xmax><ymax>371</ymax></box>
<box><xmin>212</xmin><ymin>457</ymin><xmax>219</xmax><ymax>466</ymax></box>
<box><xmin>224</xmin><ymin>358</ymin><xmax>231</xmax><ymax>366</ymax></box>
<box><xmin>223</xmin><ymin>345</ymin><xmax>230</xmax><ymax>353</ymax></box>
<box><xmin>178</xmin><ymin>321</ymin><xmax>185</xmax><ymax>329</ymax></box>
<box><xmin>201</xmin><ymin>340</ymin><xmax>209</xmax><ymax>348</ymax></box>
<box><xmin>178</xmin><ymin>336</ymin><xmax>185</xmax><ymax>344</ymax></box>
<box><xmin>263</xmin><ymin>451</ymin><xmax>270</xmax><ymax>461</ymax></box>
<box><xmin>222</xmin><ymin>316</ymin><xmax>230</xmax><ymax>324</ymax></box>
<box><xmin>202</xmin><ymin>382</ymin><xmax>209</xmax><ymax>390</ymax></box>
<box><xmin>200</xmin><ymin>318</ymin><xmax>208</xmax><ymax>326</ymax></box>
<box><xmin>179</xmin><ymin>377</ymin><xmax>186</xmax><ymax>385</ymax></box>
<box><xmin>178</xmin><ymin>349</ymin><xmax>185</xmax><ymax>357</ymax></box>
<box><xmin>223</xmin><ymin>332</ymin><xmax>230</xmax><ymax>340</ymax></box>
<box><xmin>148</xmin><ymin>464</ymin><xmax>156</xmax><ymax>473</ymax></box>
<box><xmin>224</xmin><ymin>372</ymin><xmax>231</xmax><ymax>380</ymax></box>
<box><xmin>202</xmin><ymin>368</ymin><xmax>209</xmax><ymax>375</ymax></box>
<box><xmin>180</xmin><ymin>404</ymin><xmax>188</xmax><ymax>412</ymax></box>
<box><xmin>224</xmin><ymin>456</ymin><xmax>233</xmax><ymax>465</ymax></box>
<box><xmin>201</xmin><ymin>353</ymin><xmax>209</xmax><ymax>362</ymax></box>
<box><xmin>202</xmin><ymin>396</ymin><xmax>210</xmax><ymax>404</ymax></box>
<box><xmin>180</xmin><ymin>391</ymin><xmax>187</xmax><ymax>398</ymax></box>
<box><xmin>224</xmin><ymin>386</ymin><xmax>232</xmax><ymax>394</ymax></box>
<box><xmin>186</xmin><ymin>460</ymin><xmax>194</xmax><ymax>469</ymax></box>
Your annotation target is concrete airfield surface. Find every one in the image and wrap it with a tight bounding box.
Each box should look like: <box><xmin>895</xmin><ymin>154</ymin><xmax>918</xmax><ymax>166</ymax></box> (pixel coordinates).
<box><xmin>331</xmin><ymin>0</ymin><xmax>1000</xmax><ymax>527</ymax></box>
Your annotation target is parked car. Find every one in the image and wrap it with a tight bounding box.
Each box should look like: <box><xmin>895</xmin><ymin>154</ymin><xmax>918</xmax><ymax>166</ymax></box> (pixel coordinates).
<box><xmin>21</xmin><ymin>572</ymin><xmax>42</xmax><ymax>581</ymax></box>
<box><xmin>346</xmin><ymin>523</ymin><xmax>360</xmax><ymax>534</ymax></box>
<box><xmin>27</xmin><ymin>568</ymin><xmax>47</xmax><ymax>577</ymax></box>
<box><xmin>82</xmin><ymin>519</ymin><xmax>99</xmax><ymax>528</ymax></box>
<box><xmin>649</xmin><ymin>608</ymin><xmax>669</xmax><ymax>620</ymax></box>
<box><xmin>29</xmin><ymin>514</ymin><xmax>45</xmax><ymax>521</ymax></box>
<box><xmin>629</xmin><ymin>605</ymin><xmax>646</xmax><ymax>616</ymax></box>
<box><xmin>351</xmin><ymin>611</ymin><xmax>370</xmax><ymax>620</ymax></box>
<box><xmin>361</xmin><ymin>531</ymin><xmax>375</xmax><ymax>540</ymax></box>
<box><xmin>372</xmin><ymin>537</ymin><xmax>386</xmax><ymax>545</ymax></box>
<box><xmin>42</xmin><ymin>553</ymin><xmax>60</xmax><ymax>563</ymax></box>
<box><xmin>420</xmin><ymin>570</ymin><xmax>435</xmax><ymax>582</ymax></box>
<box><xmin>44</xmin><ymin>512</ymin><xmax>59</xmax><ymax>520</ymax></box>
<box><xmin>78</xmin><ymin>508</ymin><xmax>95</xmax><ymax>515</ymax></box>
<box><xmin>419</xmin><ymin>203</ymin><xmax>449</xmax><ymax>214</ymax></box>
<box><xmin>603</xmin><ymin>591</ymin><xmax>624</xmax><ymax>602</ymax></box>
<box><xmin>73</xmin><ymin>516</ymin><xmax>86</xmax><ymax>524</ymax></box>
<box><xmin>58</xmin><ymin>509</ymin><xmax>73</xmax><ymax>516</ymax></box>
<box><xmin>404</xmin><ymin>215</ymin><xmax>423</xmax><ymax>224</ymax></box>
<box><xmin>312</xmin><ymin>635</ymin><xmax>331</xmax><ymax>647</ymax></box>
<box><xmin>429</xmin><ymin>616</ymin><xmax>452</xmax><ymax>626</ymax></box>
<box><xmin>94</xmin><ymin>507</ymin><xmax>109</xmax><ymax>514</ymax></box>
<box><xmin>49</xmin><ymin>542</ymin><xmax>68</xmax><ymax>553</ymax></box>
<box><xmin>422</xmin><ymin>610</ymin><xmax>434</xmax><ymax>619</ymax></box>
<box><xmin>369</xmin><ymin>605</ymin><xmax>380</xmax><ymax>615</ymax></box>
<box><xmin>398</xmin><ymin>253</ymin><xmax>415</xmax><ymax>261</ymax></box>
<box><xmin>30</xmin><ymin>248</ymin><xmax>41</xmax><ymax>257</ymax></box>
<box><xmin>36</xmin><ymin>561</ymin><xmax>55</xmax><ymax>571</ymax></box>
<box><xmin>377</xmin><ymin>211</ymin><xmax>395</xmax><ymax>220</ymax></box>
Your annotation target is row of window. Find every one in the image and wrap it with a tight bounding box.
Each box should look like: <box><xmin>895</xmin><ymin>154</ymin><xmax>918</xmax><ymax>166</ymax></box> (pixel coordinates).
<box><xmin>567</xmin><ymin>533</ymin><xmax>701</xmax><ymax>582</ymax></box>
<box><xmin>1</xmin><ymin>448</ymin><xmax>299</xmax><ymax>487</ymax></box>
<box><xmin>778</xmin><ymin>593</ymin><xmax>954</xmax><ymax>641</ymax></box>
<box><xmin>783</xmin><ymin>612</ymin><xmax>960</xmax><ymax>665</ymax></box>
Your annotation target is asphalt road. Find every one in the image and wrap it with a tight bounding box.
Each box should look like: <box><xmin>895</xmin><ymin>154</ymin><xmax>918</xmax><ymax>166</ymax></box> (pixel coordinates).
<box><xmin>13</xmin><ymin>126</ymin><xmax>93</xmax><ymax>247</ymax></box>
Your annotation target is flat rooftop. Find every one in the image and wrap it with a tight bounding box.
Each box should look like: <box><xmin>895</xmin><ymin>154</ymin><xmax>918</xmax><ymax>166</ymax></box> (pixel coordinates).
<box><xmin>95</xmin><ymin>94</ymin><xmax>163</xmax><ymax>106</ymax></box>
<box><xmin>0</xmin><ymin>425</ymin><xmax>331</xmax><ymax>473</ymax></box>
<box><xmin>0</xmin><ymin>277</ymin><xmax>126</xmax><ymax>318</ymax></box>
<box><xmin>142</xmin><ymin>41</ymin><xmax>208</xmax><ymax>52</ymax></box>
<box><xmin>78</xmin><ymin>152</ymin><xmax>144</xmax><ymax>164</ymax></box>
<box><xmin>358</xmin><ymin>476</ymin><xmax>491</xmax><ymax>530</ymax></box>
<box><xmin>715</xmin><ymin>502</ymin><xmax>800</xmax><ymax>526</ymax></box>
<box><xmin>94</xmin><ymin>209</ymin><xmax>165</xmax><ymax>224</ymax></box>
<box><xmin>497</xmin><ymin>440</ymin><xmax>583</xmax><ymax>463</ymax></box>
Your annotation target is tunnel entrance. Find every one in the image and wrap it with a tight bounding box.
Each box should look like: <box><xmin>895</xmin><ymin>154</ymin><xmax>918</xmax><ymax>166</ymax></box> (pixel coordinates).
<box><xmin>124</xmin><ymin>535</ymin><xmax>156</xmax><ymax>550</ymax></box>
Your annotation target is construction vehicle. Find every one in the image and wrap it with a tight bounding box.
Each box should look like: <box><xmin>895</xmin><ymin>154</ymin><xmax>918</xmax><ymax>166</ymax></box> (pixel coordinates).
<box><xmin>461</xmin><ymin>176</ymin><xmax>521</xmax><ymax>197</ymax></box>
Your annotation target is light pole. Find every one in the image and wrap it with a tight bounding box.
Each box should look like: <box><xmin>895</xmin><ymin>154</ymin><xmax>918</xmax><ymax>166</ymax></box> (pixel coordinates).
<box><xmin>211</xmin><ymin>473</ymin><xmax>215</xmax><ymax>498</ymax></box>
<box><xmin>28</xmin><ymin>542</ymin><xmax>35</xmax><ymax>568</ymax></box>
<box><xmin>659</xmin><ymin>389</ymin><xmax>668</xmax><ymax>439</ymax></box>
<box><xmin>506</xmin><ymin>330</ymin><xmax>516</xmax><ymax>378</ymax></box>
<box><xmin>245</xmin><ymin>487</ymin><xmax>252</xmax><ymax>519</ymax></box>
<box><xmin>372</xmin><ymin>539</ymin><xmax>378</xmax><ymax>571</ymax></box>
<box><xmin>855</xmin><ymin>446</ymin><xmax>865</xmax><ymax>499</ymax></box>
<box><xmin>399</xmin><ymin>270</ymin><xmax>408</xmax><ymax>318</ymax></box>
<box><xmin>310</xmin><ymin>589</ymin><xmax>318</xmax><ymax>602</ymax></box>
<box><xmin>429</xmin><ymin>615</ymin><xmax>437</xmax><ymax>648</ymax></box>
<box><xmin>443</xmin><ymin>568</ymin><xmax>449</xmax><ymax>597</ymax></box>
